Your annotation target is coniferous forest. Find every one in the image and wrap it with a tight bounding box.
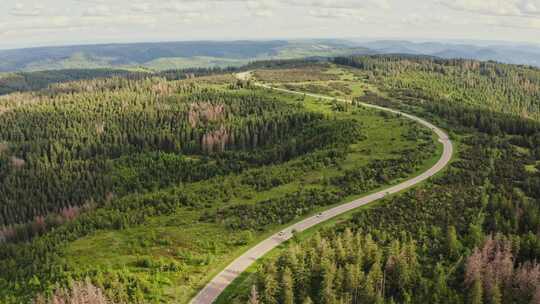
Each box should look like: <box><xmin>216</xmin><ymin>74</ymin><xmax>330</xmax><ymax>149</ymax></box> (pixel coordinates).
<box><xmin>218</xmin><ymin>57</ymin><xmax>540</xmax><ymax>304</ymax></box>
<box><xmin>0</xmin><ymin>56</ymin><xmax>539</xmax><ymax>304</ymax></box>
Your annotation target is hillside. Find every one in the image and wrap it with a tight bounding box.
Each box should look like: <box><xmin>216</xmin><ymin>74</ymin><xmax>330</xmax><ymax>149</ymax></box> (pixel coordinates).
<box><xmin>215</xmin><ymin>59</ymin><xmax>540</xmax><ymax>304</ymax></box>
<box><xmin>0</xmin><ymin>40</ymin><xmax>370</xmax><ymax>72</ymax></box>
<box><xmin>0</xmin><ymin>63</ymin><xmax>439</xmax><ymax>303</ymax></box>
<box><xmin>334</xmin><ymin>55</ymin><xmax>540</xmax><ymax>120</ymax></box>
<box><xmin>3</xmin><ymin>39</ymin><xmax>540</xmax><ymax>74</ymax></box>
<box><xmin>355</xmin><ymin>40</ymin><xmax>540</xmax><ymax>67</ymax></box>
<box><xmin>0</xmin><ymin>57</ymin><xmax>539</xmax><ymax>303</ymax></box>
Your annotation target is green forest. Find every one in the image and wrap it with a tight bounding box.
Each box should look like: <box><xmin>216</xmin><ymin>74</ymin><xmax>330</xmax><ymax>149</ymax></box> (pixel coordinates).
<box><xmin>334</xmin><ymin>56</ymin><xmax>540</xmax><ymax>120</ymax></box>
<box><xmin>0</xmin><ymin>63</ymin><xmax>438</xmax><ymax>303</ymax></box>
<box><xmin>0</xmin><ymin>55</ymin><xmax>539</xmax><ymax>304</ymax></box>
<box><xmin>219</xmin><ymin>57</ymin><xmax>540</xmax><ymax>304</ymax></box>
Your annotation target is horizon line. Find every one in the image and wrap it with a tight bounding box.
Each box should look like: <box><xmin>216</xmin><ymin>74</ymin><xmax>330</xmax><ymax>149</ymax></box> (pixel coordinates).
<box><xmin>1</xmin><ymin>37</ymin><xmax>539</xmax><ymax>52</ymax></box>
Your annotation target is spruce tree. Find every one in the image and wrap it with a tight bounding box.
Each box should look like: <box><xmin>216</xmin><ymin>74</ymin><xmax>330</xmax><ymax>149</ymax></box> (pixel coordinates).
<box><xmin>280</xmin><ymin>267</ymin><xmax>295</xmax><ymax>304</ymax></box>
<box><xmin>248</xmin><ymin>285</ymin><xmax>259</xmax><ymax>304</ymax></box>
<box><xmin>446</xmin><ymin>225</ymin><xmax>461</xmax><ymax>259</ymax></box>
<box><xmin>470</xmin><ymin>278</ymin><xmax>483</xmax><ymax>304</ymax></box>
<box><xmin>262</xmin><ymin>273</ymin><xmax>278</xmax><ymax>304</ymax></box>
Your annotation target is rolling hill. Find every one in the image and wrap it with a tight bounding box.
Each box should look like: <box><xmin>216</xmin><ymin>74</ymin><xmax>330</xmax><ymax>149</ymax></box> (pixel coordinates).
<box><xmin>355</xmin><ymin>40</ymin><xmax>540</xmax><ymax>67</ymax></box>
<box><xmin>0</xmin><ymin>40</ymin><xmax>371</xmax><ymax>72</ymax></box>
<box><xmin>2</xmin><ymin>39</ymin><xmax>540</xmax><ymax>73</ymax></box>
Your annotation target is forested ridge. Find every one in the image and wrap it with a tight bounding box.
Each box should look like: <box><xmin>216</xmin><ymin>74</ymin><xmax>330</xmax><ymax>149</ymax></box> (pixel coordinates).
<box><xmin>0</xmin><ymin>75</ymin><xmax>329</xmax><ymax>230</ymax></box>
<box><xmin>247</xmin><ymin>110</ymin><xmax>540</xmax><ymax>304</ymax></box>
<box><xmin>3</xmin><ymin>56</ymin><xmax>539</xmax><ymax>304</ymax></box>
<box><xmin>0</xmin><ymin>66</ymin><xmax>240</xmax><ymax>95</ymax></box>
<box><xmin>0</xmin><ymin>65</ymin><xmax>440</xmax><ymax>303</ymax></box>
<box><xmin>334</xmin><ymin>56</ymin><xmax>540</xmax><ymax>120</ymax></box>
<box><xmin>225</xmin><ymin>58</ymin><xmax>540</xmax><ymax>304</ymax></box>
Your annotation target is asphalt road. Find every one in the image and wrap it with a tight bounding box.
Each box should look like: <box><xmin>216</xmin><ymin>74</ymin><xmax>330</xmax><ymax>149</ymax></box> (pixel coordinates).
<box><xmin>190</xmin><ymin>72</ymin><xmax>454</xmax><ymax>304</ymax></box>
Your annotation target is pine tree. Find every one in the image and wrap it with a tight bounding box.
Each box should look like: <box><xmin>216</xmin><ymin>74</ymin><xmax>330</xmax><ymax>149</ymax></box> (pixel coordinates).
<box><xmin>470</xmin><ymin>278</ymin><xmax>483</xmax><ymax>304</ymax></box>
<box><xmin>303</xmin><ymin>296</ymin><xmax>314</xmax><ymax>304</ymax></box>
<box><xmin>467</xmin><ymin>222</ymin><xmax>484</xmax><ymax>248</ymax></box>
<box><xmin>344</xmin><ymin>263</ymin><xmax>359</xmax><ymax>300</ymax></box>
<box><xmin>446</xmin><ymin>225</ymin><xmax>461</xmax><ymax>259</ymax></box>
<box><xmin>280</xmin><ymin>267</ymin><xmax>295</xmax><ymax>304</ymax></box>
<box><xmin>321</xmin><ymin>261</ymin><xmax>337</xmax><ymax>304</ymax></box>
<box><xmin>248</xmin><ymin>285</ymin><xmax>259</xmax><ymax>304</ymax></box>
<box><xmin>262</xmin><ymin>273</ymin><xmax>278</xmax><ymax>304</ymax></box>
<box><xmin>489</xmin><ymin>283</ymin><xmax>502</xmax><ymax>304</ymax></box>
<box><xmin>432</xmin><ymin>263</ymin><xmax>448</xmax><ymax>303</ymax></box>
<box><xmin>365</xmin><ymin>257</ymin><xmax>384</xmax><ymax>303</ymax></box>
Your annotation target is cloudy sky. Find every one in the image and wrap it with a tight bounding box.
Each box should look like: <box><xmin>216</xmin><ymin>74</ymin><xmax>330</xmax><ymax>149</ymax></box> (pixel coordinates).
<box><xmin>1</xmin><ymin>0</ymin><xmax>539</xmax><ymax>49</ymax></box>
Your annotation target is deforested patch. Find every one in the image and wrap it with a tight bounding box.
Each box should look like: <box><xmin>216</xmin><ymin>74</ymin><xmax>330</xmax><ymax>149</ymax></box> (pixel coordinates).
<box><xmin>0</xmin><ymin>142</ymin><xmax>8</xmax><ymax>154</ymax></box>
<box><xmin>10</xmin><ymin>156</ymin><xmax>26</xmax><ymax>168</ymax></box>
<box><xmin>188</xmin><ymin>102</ymin><xmax>225</xmax><ymax>127</ymax></box>
<box><xmin>202</xmin><ymin>125</ymin><xmax>230</xmax><ymax>153</ymax></box>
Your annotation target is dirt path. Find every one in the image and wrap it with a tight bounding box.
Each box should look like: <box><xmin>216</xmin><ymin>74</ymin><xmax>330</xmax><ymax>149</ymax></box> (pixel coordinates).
<box><xmin>190</xmin><ymin>72</ymin><xmax>454</xmax><ymax>304</ymax></box>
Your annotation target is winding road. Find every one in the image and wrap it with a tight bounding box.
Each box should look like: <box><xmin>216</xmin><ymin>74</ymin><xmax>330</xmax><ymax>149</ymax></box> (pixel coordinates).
<box><xmin>190</xmin><ymin>71</ymin><xmax>454</xmax><ymax>304</ymax></box>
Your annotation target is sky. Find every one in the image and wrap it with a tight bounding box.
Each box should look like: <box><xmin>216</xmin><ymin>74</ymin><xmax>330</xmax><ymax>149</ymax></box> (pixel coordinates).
<box><xmin>1</xmin><ymin>0</ymin><xmax>539</xmax><ymax>49</ymax></box>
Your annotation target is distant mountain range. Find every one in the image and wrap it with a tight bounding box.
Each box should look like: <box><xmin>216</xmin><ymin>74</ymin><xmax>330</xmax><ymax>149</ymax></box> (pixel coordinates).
<box><xmin>0</xmin><ymin>39</ymin><xmax>538</xmax><ymax>72</ymax></box>
<box><xmin>353</xmin><ymin>40</ymin><xmax>540</xmax><ymax>67</ymax></box>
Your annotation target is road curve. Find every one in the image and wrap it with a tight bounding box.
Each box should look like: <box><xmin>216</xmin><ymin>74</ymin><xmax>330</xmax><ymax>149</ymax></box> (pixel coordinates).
<box><xmin>190</xmin><ymin>71</ymin><xmax>453</xmax><ymax>304</ymax></box>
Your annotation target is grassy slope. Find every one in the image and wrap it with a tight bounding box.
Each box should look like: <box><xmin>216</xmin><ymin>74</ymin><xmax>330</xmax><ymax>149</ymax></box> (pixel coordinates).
<box><xmin>215</xmin><ymin>135</ymin><xmax>447</xmax><ymax>304</ymax></box>
<box><xmin>214</xmin><ymin>65</ymin><xmax>453</xmax><ymax>303</ymax></box>
<box><xmin>61</xmin><ymin>76</ymin><xmax>437</xmax><ymax>303</ymax></box>
<box><xmin>56</xmin><ymin>67</ymin><xmax>439</xmax><ymax>303</ymax></box>
<box><xmin>3</xmin><ymin>41</ymin><xmax>369</xmax><ymax>72</ymax></box>
<box><xmin>23</xmin><ymin>53</ymin><xmax>114</xmax><ymax>71</ymax></box>
<box><xmin>142</xmin><ymin>56</ymin><xmax>248</xmax><ymax>70</ymax></box>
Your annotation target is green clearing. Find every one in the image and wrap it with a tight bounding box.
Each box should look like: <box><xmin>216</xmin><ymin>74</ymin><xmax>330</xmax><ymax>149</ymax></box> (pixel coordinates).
<box><xmin>142</xmin><ymin>56</ymin><xmax>249</xmax><ymax>71</ymax></box>
<box><xmin>211</xmin><ymin>65</ymin><xmax>454</xmax><ymax>304</ymax></box>
<box><xmin>255</xmin><ymin>65</ymin><xmax>381</xmax><ymax>101</ymax></box>
<box><xmin>61</xmin><ymin>87</ymin><xmax>438</xmax><ymax>303</ymax></box>
<box><xmin>214</xmin><ymin>127</ymin><xmax>447</xmax><ymax>304</ymax></box>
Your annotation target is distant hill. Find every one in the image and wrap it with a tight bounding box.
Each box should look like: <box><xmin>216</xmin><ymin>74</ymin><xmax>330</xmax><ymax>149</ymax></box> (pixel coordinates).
<box><xmin>0</xmin><ymin>40</ymin><xmax>371</xmax><ymax>72</ymax></box>
<box><xmin>354</xmin><ymin>40</ymin><xmax>540</xmax><ymax>67</ymax></box>
<box><xmin>1</xmin><ymin>39</ymin><xmax>539</xmax><ymax>72</ymax></box>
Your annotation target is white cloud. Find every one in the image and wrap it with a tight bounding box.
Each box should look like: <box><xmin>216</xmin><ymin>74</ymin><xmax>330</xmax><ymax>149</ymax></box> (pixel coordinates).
<box><xmin>246</xmin><ymin>0</ymin><xmax>278</xmax><ymax>17</ymax></box>
<box><xmin>401</xmin><ymin>11</ymin><xmax>477</xmax><ymax>25</ymax></box>
<box><xmin>131</xmin><ymin>2</ymin><xmax>152</xmax><ymax>13</ymax></box>
<box><xmin>9</xmin><ymin>3</ymin><xmax>44</xmax><ymax>16</ymax></box>
<box><xmin>0</xmin><ymin>13</ymin><xmax>160</xmax><ymax>34</ymax></box>
<box><xmin>128</xmin><ymin>0</ymin><xmax>212</xmax><ymax>16</ymax></box>
<box><xmin>242</xmin><ymin>0</ymin><xmax>390</xmax><ymax>18</ymax></box>
<box><xmin>289</xmin><ymin>0</ymin><xmax>390</xmax><ymax>10</ymax></box>
<box><xmin>488</xmin><ymin>15</ymin><xmax>540</xmax><ymax>28</ymax></box>
<box><xmin>164</xmin><ymin>1</ymin><xmax>210</xmax><ymax>13</ymax></box>
<box><xmin>83</xmin><ymin>4</ymin><xmax>112</xmax><ymax>17</ymax></box>
<box><xmin>1</xmin><ymin>0</ymin><xmax>539</xmax><ymax>49</ymax></box>
<box><xmin>519</xmin><ymin>0</ymin><xmax>540</xmax><ymax>14</ymax></box>
<box><xmin>439</xmin><ymin>0</ymin><xmax>540</xmax><ymax>17</ymax></box>
<box><xmin>309</xmin><ymin>7</ymin><xmax>366</xmax><ymax>19</ymax></box>
<box><xmin>401</xmin><ymin>13</ymin><xmax>425</xmax><ymax>26</ymax></box>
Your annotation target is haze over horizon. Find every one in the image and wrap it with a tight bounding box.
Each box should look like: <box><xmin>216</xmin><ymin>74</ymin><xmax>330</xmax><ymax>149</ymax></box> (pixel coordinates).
<box><xmin>2</xmin><ymin>0</ymin><xmax>540</xmax><ymax>50</ymax></box>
